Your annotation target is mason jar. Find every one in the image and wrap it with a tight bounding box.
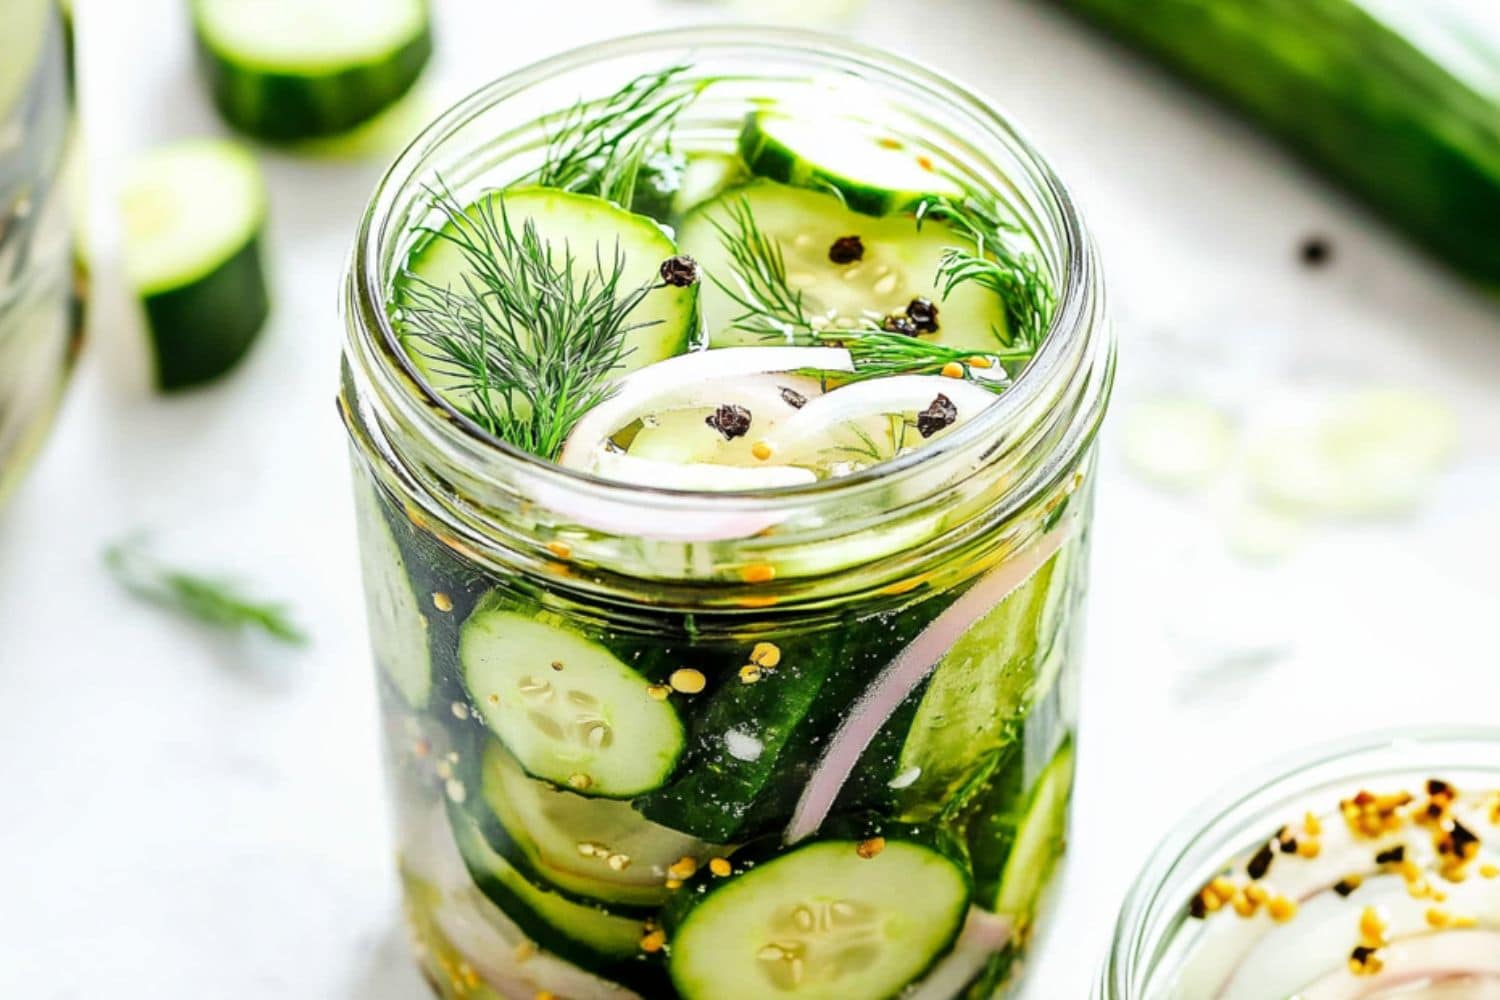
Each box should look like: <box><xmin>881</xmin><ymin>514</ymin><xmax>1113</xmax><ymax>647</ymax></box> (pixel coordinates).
<box><xmin>0</xmin><ymin>0</ymin><xmax>83</xmax><ymax>507</ymax></box>
<box><xmin>1098</xmin><ymin>728</ymin><xmax>1500</xmax><ymax>999</ymax></box>
<box><xmin>341</xmin><ymin>27</ymin><xmax>1112</xmax><ymax>1000</ymax></box>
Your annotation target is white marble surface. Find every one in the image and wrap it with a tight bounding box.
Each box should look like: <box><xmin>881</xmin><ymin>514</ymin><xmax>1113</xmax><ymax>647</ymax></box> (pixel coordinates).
<box><xmin>3</xmin><ymin>0</ymin><xmax>1498</xmax><ymax>996</ymax></box>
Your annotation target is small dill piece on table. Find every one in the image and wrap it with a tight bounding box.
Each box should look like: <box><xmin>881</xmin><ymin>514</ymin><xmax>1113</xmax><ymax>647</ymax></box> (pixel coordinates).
<box><xmin>105</xmin><ymin>539</ymin><xmax>307</xmax><ymax>645</ymax></box>
<box><xmin>396</xmin><ymin>186</ymin><xmax>662</xmax><ymax>459</ymax></box>
<box><xmin>529</xmin><ymin>63</ymin><xmax>701</xmax><ymax>209</ymax></box>
<box><xmin>915</xmin><ymin>192</ymin><xmax>1054</xmax><ymax>354</ymax></box>
<box><xmin>709</xmin><ymin>196</ymin><xmax>1037</xmax><ymax>388</ymax></box>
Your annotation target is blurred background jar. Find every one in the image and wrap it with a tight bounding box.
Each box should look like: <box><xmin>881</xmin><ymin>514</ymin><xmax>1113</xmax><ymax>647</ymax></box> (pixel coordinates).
<box><xmin>0</xmin><ymin>0</ymin><xmax>85</xmax><ymax>508</ymax></box>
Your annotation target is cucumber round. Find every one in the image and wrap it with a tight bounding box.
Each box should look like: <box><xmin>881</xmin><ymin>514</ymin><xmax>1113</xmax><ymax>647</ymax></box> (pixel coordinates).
<box><xmin>459</xmin><ymin>597</ymin><xmax>685</xmax><ymax>798</ymax></box>
<box><xmin>191</xmin><ymin>0</ymin><xmax>432</xmax><ymax>141</ymax></box>
<box><xmin>678</xmin><ymin>180</ymin><xmax>1008</xmax><ymax>353</ymax></box>
<box><xmin>665</xmin><ymin>822</ymin><xmax>971</xmax><ymax>1000</ymax></box>
<box><xmin>352</xmin><ymin>475</ymin><xmax>432</xmax><ymax>709</ymax></box>
<box><xmin>396</xmin><ymin>186</ymin><xmax>697</xmax><ymax>411</ymax></box>
<box><xmin>447</xmin><ymin>804</ymin><xmax>648</xmax><ymax>968</ymax></box>
<box><xmin>476</xmin><ymin>738</ymin><xmax>720</xmax><ymax>912</ymax></box>
<box><xmin>120</xmin><ymin>139</ymin><xmax>269</xmax><ymax>391</ymax></box>
<box><xmin>739</xmin><ymin>111</ymin><xmax>962</xmax><ymax>216</ymax></box>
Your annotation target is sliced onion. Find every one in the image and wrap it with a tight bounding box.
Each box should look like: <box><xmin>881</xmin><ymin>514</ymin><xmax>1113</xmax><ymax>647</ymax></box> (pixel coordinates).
<box><xmin>559</xmin><ymin>347</ymin><xmax>853</xmax><ymax>468</ymax></box>
<box><xmin>764</xmin><ymin>374</ymin><xmax>1000</xmax><ymax>460</ymax></box>
<box><xmin>902</xmin><ymin>908</ymin><xmax>1015</xmax><ymax>1000</ymax></box>
<box><xmin>785</xmin><ymin>519</ymin><xmax>1074</xmax><ymax>844</ymax></box>
<box><xmin>591</xmin><ymin>450</ymin><xmax>818</xmax><ymax>490</ymax></box>
<box><xmin>524</xmin><ymin>479</ymin><xmax>792</xmax><ymax>543</ymax></box>
<box><xmin>1296</xmin><ymin>932</ymin><xmax>1500</xmax><ymax>1000</ymax></box>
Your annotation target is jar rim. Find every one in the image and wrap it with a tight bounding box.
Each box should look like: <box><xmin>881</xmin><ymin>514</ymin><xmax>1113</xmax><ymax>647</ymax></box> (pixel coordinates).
<box><xmin>346</xmin><ymin>24</ymin><xmax>1110</xmax><ymax>518</ymax></box>
<box><xmin>1098</xmin><ymin>725</ymin><xmax>1500</xmax><ymax>998</ymax></box>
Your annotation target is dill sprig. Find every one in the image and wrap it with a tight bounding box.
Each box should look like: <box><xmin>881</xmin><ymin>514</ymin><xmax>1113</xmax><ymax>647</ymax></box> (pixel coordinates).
<box><xmin>709</xmin><ymin>196</ymin><xmax>1037</xmax><ymax>388</ymax></box>
<box><xmin>529</xmin><ymin>64</ymin><xmax>700</xmax><ymax>209</ymax></box>
<box><xmin>915</xmin><ymin>193</ymin><xmax>1053</xmax><ymax>353</ymax></box>
<box><xmin>397</xmin><ymin>186</ymin><xmax>663</xmax><ymax>459</ymax></box>
<box><xmin>105</xmin><ymin>539</ymin><xmax>307</xmax><ymax>645</ymax></box>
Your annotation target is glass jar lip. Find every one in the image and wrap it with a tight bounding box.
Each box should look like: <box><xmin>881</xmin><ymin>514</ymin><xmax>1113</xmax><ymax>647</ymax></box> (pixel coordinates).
<box><xmin>1098</xmin><ymin>725</ymin><xmax>1500</xmax><ymax>998</ymax></box>
<box><xmin>350</xmin><ymin>24</ymin><xmax>1106</xmax><ymax>513</ymax></box>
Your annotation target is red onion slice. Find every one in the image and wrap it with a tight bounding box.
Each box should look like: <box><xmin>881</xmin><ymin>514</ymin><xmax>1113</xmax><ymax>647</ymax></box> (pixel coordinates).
<box><xmin>591</xmin><ymin>451</ymin><xmax>818</xmax><ymax>491</ymax></box>
<box><xmin>902</xmin><ymin>907</ymin><xmax>1016</xmax><ymax>1000</ymax></box>
<box><xmin>764</xmin><ymin>374</ymin><xmax>999</xmax><ymax>459</ymax></box>
<box><xmin>785</xmin><ymin>519</ymin><xmax>1074</xmax><ymax>844</ymax></box>
<box><xmin>559</xmin><ymin>347</ymin><xmax>853</xmax><ymax>468</ymax></box>
<box><xmin>1297</xmin><ymin>932</ymin><xmax>1500</xmax><ymax>1000</ymax></box>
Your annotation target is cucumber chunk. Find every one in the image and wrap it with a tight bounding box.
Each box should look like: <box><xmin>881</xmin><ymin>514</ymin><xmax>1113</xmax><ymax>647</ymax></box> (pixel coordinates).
<box><xmin>894</xmin><ymin>550</ymin><xmax>1063</xmax><ymax>818</ymax></box>
<box><xmin>396</xmin><ymin>187</ymin><xmax>696</xmax><ymax>412</ymax></box>
<box><xmin>352</xmin><ymin>475</ymin><xmax>433</xmax><ymax>709</ymax></box>
<box><xmin>677</xmin><ymin>180</ymin><xmax>1008</xmax><ymax>352</ymax></box>
<box><xmin>475</xmin><ymin>738</ymin><xmax>719</xmax><ymax>912</ymax></box>
<box><xmin>447</xmin><ymin>804</ymin><xmax>647</xmax><ymax>969</ymax></box>
<box><xmin>665</xmin><ymin>825</ymin><xmax>971</xmax><ymax>1000</ymax></box>
<box><xmin>739</xmin><ymin>111</ymin><xmax>961</xmax><ymax>215</ymax></box>
<box><xmin>460</xmin><ymin>598</ymin><xmax>686</xmax><ymax>798</ymax></box>
<box><xmin>991</xmin><ymin>740</ymin><xmax>1074</xmax><ymax>918</ymax></box>
<box><xmin>191</xmin><ymin>0</ymin><xmax>432</xmax><ymax>141</ymax></box>
<box><xmin>120</xmin><ymin>139</ymin><xmax>270</xmax><ymax>390</ymax></box>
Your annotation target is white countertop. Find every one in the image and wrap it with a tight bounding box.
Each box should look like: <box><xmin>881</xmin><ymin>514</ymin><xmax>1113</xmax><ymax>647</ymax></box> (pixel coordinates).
<box><xmin>3</xmin><ymin>0</ymin><xmax>1499</xmax><ymax>996</ymax></box>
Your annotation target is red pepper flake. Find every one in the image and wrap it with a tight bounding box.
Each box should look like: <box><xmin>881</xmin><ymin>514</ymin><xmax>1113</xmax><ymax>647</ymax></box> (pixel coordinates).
<box><xmin>705</xmin><ymin>404</ymin><xmax>751</xmax><ymax>440</ymax></box>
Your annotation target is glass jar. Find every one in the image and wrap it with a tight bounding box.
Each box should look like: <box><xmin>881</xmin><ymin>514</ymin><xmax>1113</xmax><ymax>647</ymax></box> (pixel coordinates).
<box><xmin>0</xmin><ymin>0</ymin><xmax>83</xmax><ymax>506</ymax></box>
<box><xmin>341</xmin><ymin>27</ymin><xmax>1112</xmax><ymax>1000</ymax></box>
<box><xmin>1098</xmin><ymin>728</ymin><xmax>1500</xmax><ymax>999</ymax></box>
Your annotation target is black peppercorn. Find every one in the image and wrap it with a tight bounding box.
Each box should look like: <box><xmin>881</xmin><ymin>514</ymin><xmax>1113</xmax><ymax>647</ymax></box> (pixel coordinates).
<box><xmin>1299</xmin><ymin>236</ymin><xmax>1332</xmax><ymax>268</ymax></box>
<box><xmin>705</xmin><ymin>403</ymin><xmax>751</xmax><ymax>440</ymax></box>
<box><xmin>828</xmin><ymin>236</ymin><xmax>864</xmax><ymax>264</ymax></box>
<box><xmin>905</xmin><ymin>297</ymin><xmax>939</xmax><ymax>333</ymax></box>
<box><xmin>1247</xmin><ymin>842</ymin><xmax>1275</xmax><ymax>881</ymax></box>
<box><xmin>916</xmin><ymin>394</ymin><xmax>958</xmax><ymax>439</ymax></box>
<box><xmin>882</xmin><ymin>314</ymin><xmax>919</xmax><ymax>336</ymax></box>
<box><xmin>659</xmin><ymin>255</ymin><xmax>700</xmax><ymax>287</ymax></box>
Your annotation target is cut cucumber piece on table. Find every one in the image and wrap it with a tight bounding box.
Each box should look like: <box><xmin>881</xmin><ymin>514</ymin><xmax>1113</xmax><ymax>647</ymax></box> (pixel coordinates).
<box><xmin>191</xmin><ymin>0</ymin><xmax>432</xmax><ymax>141</ymax></box>
<box><xmin>664</xmin><ymin>822</ymin><xmax>971</xmax><ymax>1000</ymax></box>
<box><xmin>739</xmin><ymin>111</ymin><xmax>962</xmax><ymax>215</ymax></box>
<box><xmin>991</xmin><ymin>740</ymin><xmax>1074</xmax><ymax>918</ymax></box>
<box><xmin>396</xmin><ymin>187</ymin><xmax>697</xmax><ymax>412</ymax></box>
<box><xmin>893</xmin><ymin>551</ymin><xmax>1062</xmax><ymax>818</ymax></box>
<box><xmin>353</xmin><ymin>475</ymin><xmax>432</xmax><ymax>709</ymax></box>
<box><xmin>121</xmin><ymin>138</ymin><xmax>270</xmax><ymax>391</ymax></box>
<box><xmin>678</xmin><ymin>180</ymin><xmax>1009</xmax><ymax>352</ymax></box>
<box><xmin>447</xmin><ymin>804</ymin><xmax>648</xmax><ymax>970</ymax></box>
<box><xmin>460</xmin><ymin>596</ymin><xmax>685</xmax><ymax>798</ymax></box>
<box><xmin>475</xmin><ymin>738</ymin><xmax>719</xmax><ymax>913</ymax></box>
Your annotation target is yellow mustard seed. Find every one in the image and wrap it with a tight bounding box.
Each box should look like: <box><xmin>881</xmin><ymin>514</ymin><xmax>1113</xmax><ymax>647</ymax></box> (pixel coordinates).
<box><xmin>857</xmin><ymin>837</ymin><xmax>886</xmax><ymax>860</ymax></box>
<box><xmin>1359</xmin><ymin>905</ymin><xmax>1388</xmax><ymax>945</ymax></box>
<box><xmin>568</xmin><ymin>773</ymin><xmax>593</xmax><ymax>791</ymax></box>
<box><xmin>750</xmin><ymin>642</ymin><xmax>782</xmax><ymax>668</ymax></box>
<box><xmin>647</xmin><ymin>684</ymin><xmax>672</xmax><ymax>701</ymax></box>
<box><xmin>639</xmin><ymin>929</ymin><xmax>667</xmax><ymax>954</ymax></box>
<box><xmin>546</xmin><ymin>540</ymin><xmax>572</xmax><ymax>560</ymax></box>
<box><xmin>1427</xmin><ymin>908</ymin><xmax>1451</xmax><ymax>928</ymax></box>
<box><xmin>432</xmin><ymin>592</ymin><xmax>453</xmax><ymax>613</ymax></box>
<box><xmin>940</xmin><ymin>361</ymin><xmax>965</xmax><ymax>379</ymax></box>
<box><xmin>1297</xmin><ymin>839</ymin><xmax>1322</xmax><ymax>859</ymax></box>
<box><xmin>668</xmin><ymin>856</ymin><xmax>698</xmax><ymax>880</ymax></box>
<box><xmin>738</xmin><ymin>664</ymin><xmax>763</xmax><ymax>684</ymax></box>
<box><xmin>751</xmin><ymin>441</ymin><xmax>774</xmax><ymax>461</ymax></box>
<box><xmin>1481</xmin><ymin>863</ymin><xmax>1500</xmax><ymax>879</ymax></box>
<box><xmin>1267</xmin><ymin>896</ymin><xmax>1297</xmax><ymax>923</ymax></box>
<box><xmin>670</xmin><ymin>668</ymin><xmax>707</xmax><ymax>695</ymax></box>
<box><xmin>743</xmin><ymin>563</ymin><xmax>777</xmax><ymax>584</ymax></box>
<box><xmin>1304</xmin><ymin>812</ymin><xmax>1323</xmax><ymax>836</ymax></box>
<box><xmin>709</xmin><ymin>858</ymin><xmax>733</xmax><ymax>877</ymax></box>
<box><xmin>1208</xmin><ymin>877</ymin><xmax>1236</xmax><ymax>903</ymax></box>
<box><xmin>1453</xmin><ymin>914</ymin><xmax>1480</xmax><ymax>929</ymax></box>
<box><xmin>966</xmin><ymin>356</ymin><xmax>994</xmax><ymax>369</ymax></box>
<box><xmin>665</xmin><ymin>878</ymin><xmax>683</xmax><ymax>890</ymax></box>
<box><xmin>1231</xmin><ymin>891</ymin><xmax>1257</xmax><ymax>918</ymax></box>
<box><xmin>1244</xmin><ymin>883</ymin><xmax>1269</xmax><ymax>905</ymax></box>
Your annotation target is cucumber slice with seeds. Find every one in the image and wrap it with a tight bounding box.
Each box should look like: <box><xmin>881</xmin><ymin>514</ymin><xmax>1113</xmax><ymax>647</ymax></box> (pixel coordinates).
<box><xmin>992</xmin><ymin>740</ymin><xmax>1074</xmax><ymax>918</ymax></box>
<box><xmin>460</xmin><ymin>596</ymin><xmax>685</xmax><ymax>798</ymax></box>
<box><xmin>396</xmin><ymin>187</ymin><xmax>696</xmax><ymax>414</ymax></box>
<box><xmin>352</xmin><ymin>474</ymin><xmax>432</xmax><ymax>709</ymax></box>
<box><xmin>191</xmin><ymin>0</ymin><xmax>432</xmax><ymax>141</ymax></box>
<box><xmin>739</xmin><ymin>111</ymin><xmax>962</xmax><ymax>216</ymax></box>
<box><xmin>121</xmin><ymin>139</ymin><xmax>270</xmax><ymax>390</ymax></box>
<box><xmin>664</xmin><ymin>821</ymin><xmax>971</xmax><ymax>1000</ymax></box>
<box><xmin>474</xmin><ymin>738</ymin><xmax>719</xmax><ymax>913</ymax></box>
<box><xmin>678</xmin><ymin>181</ymin><xmax>1008</xmax><ymax>353</ymax></box>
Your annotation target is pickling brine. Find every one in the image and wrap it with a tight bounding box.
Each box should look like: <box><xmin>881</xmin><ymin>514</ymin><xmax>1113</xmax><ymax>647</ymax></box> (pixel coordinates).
<box><xmin>341</xmin><ymin>28</ymin><xmax>1112</xmax><ymax>1000</ymax></box>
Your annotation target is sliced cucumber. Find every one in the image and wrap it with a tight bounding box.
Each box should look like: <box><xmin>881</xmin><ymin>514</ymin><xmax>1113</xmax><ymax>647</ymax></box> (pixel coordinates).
<box><xmin>678</xmin><ymin>180</ymin><xmax>1008</xmax><ymax>352</ymax></box>
<box><xmin>991</xmin><ymin>740</ymin><xmax>1074</xmax><ymax>918</ymax></box>
<box><xmin>121</xmin><ymin>139</ymin><xmax>270</xmax><ymax>390</ymax></box>
<box><xmin>447</xmin><ymin>804</ymin><xmax>647</xmax><ymax>969</ymax></box>
<box><xmin>625</xmin><ymin>374</ymin><xmax>822</xmax><ymax>467</ymax></box>
<box><xmin>460</xmin><ymin>596</ymin><xmax>685</xmax><ymax>798</ymax></box>
<box><xmin>396</xmin><ymin>187</ymin><xmax>696</xmax><ymax>411</ymax></box>
<box><xmin>739</xmin><ymin>111</ymin><xmax>961</xmax><ymax>216</ymax></box>
<box><xmin>664</xmin><ymin>822</ymin><xmax>971</xmax><ymax>1000</ymax></box>
<box><xmin>893</xmin><ymin>551</ymin><xmax>1062</xmax><ymax>818</ymax></box>
<box><xmin>475</xmin><ymin>738</ymin><xmax>720</xmax><ymax>912</ymax></box>
<box><xmin>191</xmin><ymin>0</ymin><xmax>432</xmax><ymax>141</ymax></box>
<box><xmin>631</xmin><ymin>152</ymin><xmax>753</xmax><ymax>225</ymax></box>
<box><xmin>353</xmin><ymin>474</ymin><xmax>432</xmax><ymax>708</ymax></box>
